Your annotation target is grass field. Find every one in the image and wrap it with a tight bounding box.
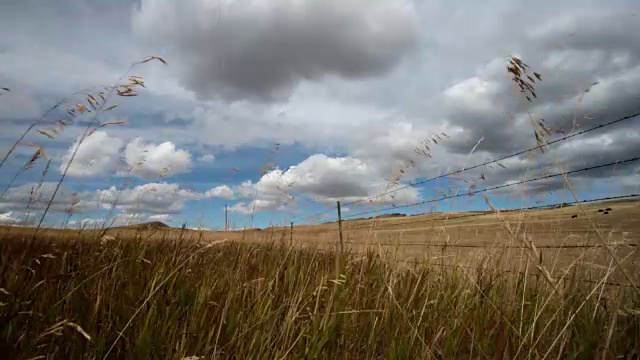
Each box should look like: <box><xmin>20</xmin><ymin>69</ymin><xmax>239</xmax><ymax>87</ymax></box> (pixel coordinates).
<box><xmin>1</xmin><ymin>199</ymin><xmax>639</xmax><ymax>359</ymax></box>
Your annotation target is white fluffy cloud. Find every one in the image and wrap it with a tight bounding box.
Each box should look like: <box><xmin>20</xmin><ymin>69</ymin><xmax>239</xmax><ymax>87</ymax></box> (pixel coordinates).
<box><xmin>123</xmin><ymin>138</ymin><xmax>192</xmax><ymax>179</ymax></box>
<box><xmin>205</xmin><ymin>185</ymin><xmax>235</xmax><ymax>200</ymax></box>
<box><xmin>230</xmin><ymin>153</ymin><xmax>421</xmax><ymax>214</ymax></box>
<box><xmin>0</xmin><ymin>211</ymin><xmax>22</xmax><ymax>225</ymax></box>
<box><xmin>0</xmin><ymin>180</ymin><xmax>238</xmax><ymax>225</ymax></box>
<box><xmin>228</xmin><ymin>199</ymin><xmax>283</xmax><ymax>215</ymax></box>
<box><xmin>96</xmin><ymin>182</ymin><xmax>202</xmax><ymax>214</ymax></box>
<box><xmin>198</xmin><ymin>154</ymin><xmax>215</xmax><ymax>163</ymax></box>
<box><xmin>132</xmin><ymin>0</ymin><xmax>419</xmax><ymax>101</ymax></box>
<box><xmin>62</xmin><ymin>131</ymin><xmax>125</xmax><ymax>177</ymax></box>
<box><xmin>147</xmin><ymin>213</ymin><xmax>174</xmax><ymax>223</ymax></box>
<box><xmin>61</xmin><ymin>132</ymin><xmax>194</xmax><ymax>179</ymax></box>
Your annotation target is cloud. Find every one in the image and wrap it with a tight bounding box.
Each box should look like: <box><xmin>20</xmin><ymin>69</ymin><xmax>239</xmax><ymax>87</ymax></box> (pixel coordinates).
<box><xmin>205</xmin><ymin>185</ymin><xmax>235</xmax><ymax>200</ymax></box>
<box><xmin>62</xmin><ymin>131</ymin><xmax>125</xmax><ymax>177</ymax></box>
<box><xmin>124</xmin><ymin>138</ymin><xmax>192</xmax><ymax>179</ymax></box>
<box><xmin>66</xmin><ymin>218</ymin><xmax>105</xmax><ymax>229</ymax></box>
<box><xmin>0</xmin><ymin>211</ymin><xmax>22</xmax><ymax>225</ymax></box>
<box><xmin>147</xmin><ymin>213</ymin><xmax>174</xmax><ymax>223</ymax></box>
<box><xmin>187</xmin><ymin>90</ymin><xmax>397</xmax><ymax>150</ymax></box>
<box><xmin>96</xmin><ymin>182</ymin><xmax>202</xmax><ymax>214</ymax></box>
<box><xmin>198</xmin><ymin>154</ymin><xmax>215</xmax><ymax>163</ymax></box>
<box><xmin>230</xmin><ymin>153</ymin><xmax>421</xmax><ymax>214</ymax></box>
<box><xmin>61</xmin><ymin>132</ymin><xmax>194</xmax><ymax>179</ymax></box>
<box><xmin>132</xmin><ymin>0</ymin><xmax>420</xmax><ymax>101</ymax></box>
<box><xmin>228</xmin><ymin>199</ymin><xmax>282</xmax><ymax>215</ymax></box>
<box><xmin>438</xmin><ymin>10</ymin><xmax>640</xmax><ymax>157</ymax></box>
<box><xmin>0</xmin><ymin>80</ymin><xmax>45</xmax><ymax>120</ymax></box>
<box><xmin>0</xmin><ymin>180</ymin><xmax>230</xmax><ymax>226</ymax></box>
<box><xmin>69</xmin><ymin>213</ymin><xmax>175</xmax><ymax>228</ymax></box>
<box><xmin>0</xmin><ymin>182</ymin><xmax>92</xmax><ymax>213</ymax></box>
<box><xmin>619</xmin><ymin>171</ymin><xmax>640</xmax><ymax>194</ymax></box>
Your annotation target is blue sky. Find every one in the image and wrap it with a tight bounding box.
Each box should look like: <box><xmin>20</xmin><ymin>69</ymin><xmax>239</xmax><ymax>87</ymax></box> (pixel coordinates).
<box><xmin>1</xmin><ymin>0</ymin><xmax>639</xmax><ymax>229</ymax></box>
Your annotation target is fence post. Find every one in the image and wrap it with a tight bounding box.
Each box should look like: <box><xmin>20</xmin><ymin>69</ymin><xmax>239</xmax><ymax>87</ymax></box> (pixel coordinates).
<box><xmin>290</xmin><ymin>221</ymin><xmax>294</xmax><ymax>246</ymax></box>
<box><xmin>536</xmin><ymin>251</ymin><xmax>543</xmax><ymax>285</ymax></box>
<box><xmin>337</xmin><ymin>201</ymin><xmax>344</xmax><ymax>253</ymax></box>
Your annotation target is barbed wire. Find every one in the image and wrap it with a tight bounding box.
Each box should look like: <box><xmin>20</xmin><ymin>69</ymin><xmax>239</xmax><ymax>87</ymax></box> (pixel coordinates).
<box><xmin>342</xmin><ymin>242</ymin><xmax>636</xmax><ymax>249</ymax></box>
<box><xmin>297</xmin><ymin>112</ymin><xmax>640</xmax><ymax>224</ymax></box>
<box><xmin>342</xmin><ymin>156</ymin><xmax>640</xmax><ymax>220</ymax></box>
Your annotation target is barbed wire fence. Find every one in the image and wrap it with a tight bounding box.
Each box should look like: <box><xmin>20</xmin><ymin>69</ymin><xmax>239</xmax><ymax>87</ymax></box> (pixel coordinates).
<box><xmin>284</xmin><ymin>156</ymin><xmax>639</xmax><ymax>241</ymax></box>
<box><xmin>259</xmin><ymin>111</ymin><xmax>640</xmax><ymax>288</ymax></box>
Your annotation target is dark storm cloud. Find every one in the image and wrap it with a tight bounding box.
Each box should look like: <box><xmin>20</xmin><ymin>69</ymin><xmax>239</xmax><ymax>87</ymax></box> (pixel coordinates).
<box><xmin>132</xmin><ymin>0</ymin><xmax>420</xmax><ymax>101</ymax></box>
<box><xmin>440</xmin><ymin>9</ymin><xmax>640</xmax><ymax>155</ymax></box>
<box><xmin>427</xmin><ymin>7</ymin><xmax>640</xmax><ymax>192</ymax></box>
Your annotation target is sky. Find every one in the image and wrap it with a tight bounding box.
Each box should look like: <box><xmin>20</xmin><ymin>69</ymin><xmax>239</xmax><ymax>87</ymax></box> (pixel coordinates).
<box><xmin>1</xmin><ymin>0</ymin><xmax>639</xmax><ymax>230</ymax></box>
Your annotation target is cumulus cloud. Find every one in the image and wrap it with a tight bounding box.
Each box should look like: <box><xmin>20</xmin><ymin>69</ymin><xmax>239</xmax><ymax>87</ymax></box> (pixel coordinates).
<box><xmin>124</xmin><ymin>138</ymin><xmax>192</xmax><ymax>179</ymax></box>
<box><xmin>0</xmin><ymin>180</ymin><xmax>234</xmax><ymax>226</ymax></box>
<box><xmin>228</xmin><ymin>199</ymin><xmax>283</xmax><ymax>215</ymax></box>
<box><xmin>0</xmin><ymin>211</ymin><xmax>22</xmax><ymax>225</ymax></box>
<box><xmin>132</xmin><ymin>0</ymin><xmax>419</xmax><ymax>101</ymax></box>
<box><xmin>61</xmin><ymin>132</ymin><xmax>194</xmax><ymax>179</ymax></box>
<box><xmin>205</xmin><ymin>185</ymin><xmax>235</xmax><ymax>200</ymax></box>
<box><xmin>0</xmin><ymin>182</ymin><xmax>92</xmax><ymax>213</ymax></box>
<box><xmin>62</xmin><ymin>131</ymin><xmax>125</xmax><ymax>177</ymax></box>
<box><xmin>230</xmin><ymin>154</ymin><xmax>421</xmax><ymax>214</ymax></box>
<box><xmin>66</xmin><ymin>218</ymin><xmax>106</xmax><ymax>229</ymax></box>
<box><xmin>198</xmin><ymin>154</ymin><xmax>215</xmax><ymax>163</ymax></box>
<box><xmin>147</xmin><ymin>213</ymin><xmax>174</xmax><ymax>223</ymax></box>
<box><xmin>96</xmin><ymin>182</ymin><xmax>202</xmax><ymax>214</ymax></box>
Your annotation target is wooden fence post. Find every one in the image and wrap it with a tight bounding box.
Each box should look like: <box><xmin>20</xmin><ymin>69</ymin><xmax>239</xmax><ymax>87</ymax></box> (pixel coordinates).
<box><xmin>337</xmin><ymin>201</ymin><xmax>344</xmax><ymax>253</ymax></box>
<box><xmin>290</xmin><ymin>221</ymin><xmax>294</xmax><ymax>246</ymax></box>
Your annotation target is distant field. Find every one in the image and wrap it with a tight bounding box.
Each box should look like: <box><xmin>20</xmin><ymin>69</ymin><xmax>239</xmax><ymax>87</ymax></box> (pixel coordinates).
<box><xmin>3</xmin><ymin>199</ymin><xmax>639</xmax><ymax>283</ymax></box>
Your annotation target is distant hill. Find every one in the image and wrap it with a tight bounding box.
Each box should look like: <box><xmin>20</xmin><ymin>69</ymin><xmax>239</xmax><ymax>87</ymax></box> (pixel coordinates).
<box><xmin>113</xmin><ymin>221</ymin><xmax>171</xmax><ymax>230</ymax></box>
